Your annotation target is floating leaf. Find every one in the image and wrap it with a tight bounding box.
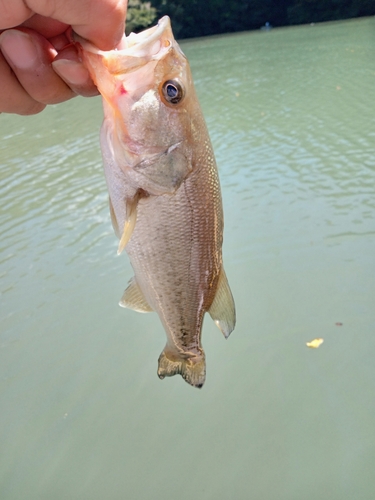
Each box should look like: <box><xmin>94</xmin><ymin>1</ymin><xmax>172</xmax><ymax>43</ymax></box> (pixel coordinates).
<box><xmin>306</xmin><ymin>338</ymin><xmax>324</xmax><ymax>348</ymax></box>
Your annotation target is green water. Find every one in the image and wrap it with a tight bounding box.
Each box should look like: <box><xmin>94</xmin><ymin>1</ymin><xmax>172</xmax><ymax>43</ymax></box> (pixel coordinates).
<box><xmin>1</xmin><ymin>17</ymin><xmax>375</xmax><ymax>500</ymax></box>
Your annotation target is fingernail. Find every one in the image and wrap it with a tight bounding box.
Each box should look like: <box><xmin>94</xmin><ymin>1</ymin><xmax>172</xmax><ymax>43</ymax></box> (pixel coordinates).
<box><xmin>52</xmin><ymin>59</ymin><xmax>91</xmax><ymax>86</ymax></box>
<box><xmin>0</xmin><ymin>30</ymin><xmax>38</xmax><ymax>69</ymax></box>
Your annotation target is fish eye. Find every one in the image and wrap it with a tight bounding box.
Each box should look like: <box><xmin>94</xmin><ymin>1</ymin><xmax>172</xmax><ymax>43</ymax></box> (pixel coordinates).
<box><xmin>161</xmin><ymin>80</ymin><xmax>184</xmax><ymax>104</ymax></box>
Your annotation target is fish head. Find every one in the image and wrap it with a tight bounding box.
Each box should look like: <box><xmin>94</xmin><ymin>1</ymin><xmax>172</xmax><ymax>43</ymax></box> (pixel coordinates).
<box><xmin>76</xmin><ymin>17</ymin><xmax>197</xmax><ymax>166</ymax></box>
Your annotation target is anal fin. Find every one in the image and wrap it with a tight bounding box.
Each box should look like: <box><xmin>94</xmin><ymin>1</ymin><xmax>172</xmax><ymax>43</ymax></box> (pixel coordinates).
<box><xmin>208</xmin><ymin>268</ymin><xmax>236</xmax><ymax>338</ymax></box>
<box><xmin>119</xmin><ymin>277</ymin><xmax>153</xmax><ymax>313</ymax></box>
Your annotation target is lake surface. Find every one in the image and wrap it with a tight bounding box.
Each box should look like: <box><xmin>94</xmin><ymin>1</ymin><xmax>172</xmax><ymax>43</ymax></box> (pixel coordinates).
<box><xmin>1</xmin><ymin>17</ymin><xmax>374</xmax><ymax>500</ymax></box>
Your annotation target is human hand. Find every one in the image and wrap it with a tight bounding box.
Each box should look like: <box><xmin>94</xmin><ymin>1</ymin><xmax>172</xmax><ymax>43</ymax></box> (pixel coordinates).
<box><xmin>0</xmin><ymin>0</ymin><xmax>127</xmax><ymax>115</ymax></box>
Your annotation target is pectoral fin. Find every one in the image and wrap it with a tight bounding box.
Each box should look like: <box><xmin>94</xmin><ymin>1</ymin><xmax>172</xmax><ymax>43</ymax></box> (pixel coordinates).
<box><xmin>119</xmin><ymin>277</ymin><xmax>153</xmax><ymax>313</ymax></box>
<box><xmin>208</xmin><ymin>268</ymin><xmax>236</xmax><ymax>338</ymax></box>
<box><xmin>117</xmin><ymin>197</ymin><xmax>138</xmax><ymax>255</ymax></box>
<box><xmin>109</xmin><ymin>197</ymin><xmax>121</xmax><ymax>238</ymax></box>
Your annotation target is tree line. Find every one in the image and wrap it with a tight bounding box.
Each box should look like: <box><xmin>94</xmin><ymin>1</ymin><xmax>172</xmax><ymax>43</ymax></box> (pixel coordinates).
<box><xmin>126</xmin><ymin>0</ymin><xmax>375</xmax><ymax>38</ymax></box>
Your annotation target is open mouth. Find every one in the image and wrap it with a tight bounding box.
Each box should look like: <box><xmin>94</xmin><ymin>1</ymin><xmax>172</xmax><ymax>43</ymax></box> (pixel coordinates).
<box><xmin>125</xmin><ymin>16</ymin><xmax>172</xmax><ymax>52</ymax></box>
<box><xmin>74</xmin><ymin>16</ymin><xmax>173</xmax><ymax>58</ymax></box>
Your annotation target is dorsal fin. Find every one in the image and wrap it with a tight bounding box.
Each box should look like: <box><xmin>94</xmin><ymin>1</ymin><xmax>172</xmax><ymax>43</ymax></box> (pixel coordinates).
<box><xmin>119</xmin><ymin>277</ymin><xmax>153</xmax><ymax>313</ymax></box>
<box><xmin>208</xmin><ymin>268</ymin><xmax>236</xmax><ymax>338</ymax></box>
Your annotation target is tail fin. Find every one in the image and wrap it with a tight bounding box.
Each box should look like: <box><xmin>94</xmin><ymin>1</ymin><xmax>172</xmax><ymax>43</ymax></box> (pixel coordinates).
<box><xmin>157</xmin><ymin>349</ymin><xmax>206</xmax><ymax>389</ymax></box>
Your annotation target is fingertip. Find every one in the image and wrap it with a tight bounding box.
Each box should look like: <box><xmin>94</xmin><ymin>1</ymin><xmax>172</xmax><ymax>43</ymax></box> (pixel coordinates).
<box><xmin>52</xmin><ymin>58</ymin><xmax>99</xmax><ymax>97</ymax></box>
<box><xmin>52</xmin><ymin>58</ymin><xmax>89</xmax><ymax>86</ymax></box>
<box><xmin>0</xmin><ymin>29</ymin><xmax>39</xmax><ymax>70</ymax></box>
<box><xmin>73</xmin><ymin>0</ymin><xmax>127</xmax><ymax>50</ymax></box>
<box><xmin>0</xmin><ymin>38</ymin><xmax>46</xmax><ymax>115</ymax></box>
<box><xmin>99</xmin><ymin>0</ymin><xmax>128</xmax><ymax>48</ymax></box>
<box><xmin>20</xmin><ymin>102</ymin><xmax>47</xmax><ymax>116</ymax></box>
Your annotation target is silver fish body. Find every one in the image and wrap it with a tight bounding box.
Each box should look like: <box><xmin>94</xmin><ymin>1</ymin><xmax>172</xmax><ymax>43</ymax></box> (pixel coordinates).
<box><xmin>78</xmin><ymin>17</ymin><xmax>235</xmax><ymax>388</ymax></box>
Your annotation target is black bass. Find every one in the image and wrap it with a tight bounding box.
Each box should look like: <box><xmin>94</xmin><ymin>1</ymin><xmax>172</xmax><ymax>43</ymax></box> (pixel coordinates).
<box><xmin>76</xmin><ymin>16</ymin><xmax>235</xmax><ymax>388</ymax></box>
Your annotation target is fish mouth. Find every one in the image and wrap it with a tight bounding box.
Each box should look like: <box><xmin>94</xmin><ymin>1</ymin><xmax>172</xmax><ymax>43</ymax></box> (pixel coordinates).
<box><xmin>74</xmin><ymin>16</ymin><xmax>177</xmax><ymax>60</ymax></box>
<box><xmin>125</xmin><ymin>16</ymin><xmax>174</xmax><ymax>54</ymax></box>
<box><xmin>124</xmin><ymin>16</ymin><xmax>185</xmax><ymax>60</ymax></box>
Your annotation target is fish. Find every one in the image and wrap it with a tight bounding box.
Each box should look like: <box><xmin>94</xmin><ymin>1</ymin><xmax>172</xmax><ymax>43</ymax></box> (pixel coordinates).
<box><xmin>75</xmin><ymin>16</ymin><xmax>235</xmax><ymax>388</ymax></box>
